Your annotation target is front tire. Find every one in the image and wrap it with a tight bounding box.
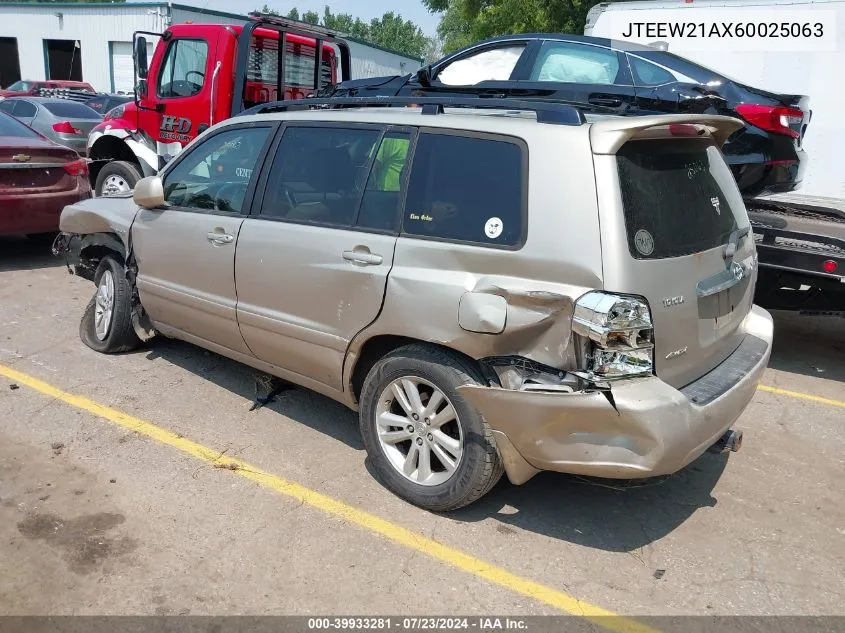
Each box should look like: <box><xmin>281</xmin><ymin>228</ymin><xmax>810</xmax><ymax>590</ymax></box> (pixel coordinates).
<box><xmin>79</xmin><ymin>256</ymin><xmax>140</xmax><ymax>354</ymax></box>
<box><xmin>95</xmin><ymin>160</ymin><xmax>141</xmax><ymax>197</ymax></box>
<box><xmin>360</xmin><ymin>344</ymin><xmax>503</xmax><ymax>511</ymax></box>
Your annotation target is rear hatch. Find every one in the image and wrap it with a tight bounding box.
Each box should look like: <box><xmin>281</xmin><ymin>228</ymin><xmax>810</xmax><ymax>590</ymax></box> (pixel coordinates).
<box><xmin>591</xmin><ymin>115</ymin><xmax>756</xmax><ymax>388</ymax></box>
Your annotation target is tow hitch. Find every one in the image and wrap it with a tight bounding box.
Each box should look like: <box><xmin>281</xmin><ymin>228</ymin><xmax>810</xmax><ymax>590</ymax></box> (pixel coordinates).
<box><xmin>708</xmin><ymin>429</ymin><xmax>743</xmax><ymax>454</ymax></box>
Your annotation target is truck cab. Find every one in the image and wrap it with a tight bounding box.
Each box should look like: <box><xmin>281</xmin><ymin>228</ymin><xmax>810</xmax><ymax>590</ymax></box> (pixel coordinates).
<box><xmin>87</xmin><ymin>14</ymin><xmax>349</xmax><ymax>196</ymax></box>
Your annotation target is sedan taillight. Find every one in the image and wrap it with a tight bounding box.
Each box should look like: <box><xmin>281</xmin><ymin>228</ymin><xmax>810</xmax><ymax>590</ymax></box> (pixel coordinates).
<box><xmin>52</xmin><ymin>121</ymin><xmax>82</xmax><ymax>135</ymax></box>
<box><xmin>64</xmin><ymin>158</ymin><xmax>89</xmax><ymax>176</ymax></box>
<box><xmin>735</xmin><ymin>104</ymin><xmax>804</xmax><ymax>139</ymax></box>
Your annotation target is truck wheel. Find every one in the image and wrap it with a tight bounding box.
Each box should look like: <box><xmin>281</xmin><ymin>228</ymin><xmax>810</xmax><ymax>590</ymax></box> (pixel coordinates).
<box><xmin>359</xmin><ymin>344</ymin><xmax>504</xmax><ymax>512</ymax></box>
<box><xmin>79</xmin><ymin>256</ymin><xmax>140</xmax><ymax>354</ymax></box>
<box><xmin>95</xmin><ymin>161</ymin><xmax>141</xmax><ymax>197</ymax></box>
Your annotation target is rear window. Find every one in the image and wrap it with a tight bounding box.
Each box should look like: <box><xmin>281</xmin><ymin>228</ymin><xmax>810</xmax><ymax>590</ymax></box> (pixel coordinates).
<box><xmin>617</xmin><ymin>138</ymin><xmax>749</xmax><ymax>259</ymax></box>
<box><xmin>403</xmin><ymin>133</ymin><xmax>525</xmax><ymax>247</ymax></box>
<box><xmin>0</xmin><ymin>111</ymin><xmax>39</xmax><ymax>138</ymax></box>
<box><xmin>42</xmin><ymin>101</ymin><xmax>101</xmax><ymax>119</ymax></box>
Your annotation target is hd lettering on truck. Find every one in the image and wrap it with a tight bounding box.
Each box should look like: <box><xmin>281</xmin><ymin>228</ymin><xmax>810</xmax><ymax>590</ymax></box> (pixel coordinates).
<box><xmin>159</xmin><ymin>116</ymin><xmax>193</xmax><ymax>143</ymax></box>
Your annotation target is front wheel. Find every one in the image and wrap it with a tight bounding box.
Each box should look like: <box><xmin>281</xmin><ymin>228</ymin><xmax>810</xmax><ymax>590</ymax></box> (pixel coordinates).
<box><xmin>359</xmin><ymin>344</ymin><xmax>503</xmax><ymax>511</ymax></box>
<box><xmin>95</xmin><ymin>160</ymin><xmax>141</xmax><ymax>197</ymax></box>
<box><xmin>79</xmin><ymin>256</ymin><xmax>140</xmax><ymax>354</ymax></box>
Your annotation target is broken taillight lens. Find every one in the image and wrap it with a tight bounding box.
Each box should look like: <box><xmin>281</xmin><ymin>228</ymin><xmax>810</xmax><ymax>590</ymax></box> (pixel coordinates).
<box><xmin>63</xmin><ymin>158</ymin><xmax>89</xmax><ymax>176</ymax></box>
<box><xmin>572</xmin><ymin>292</ymin><xmax>655</xmax><ymax>380</ymax></box>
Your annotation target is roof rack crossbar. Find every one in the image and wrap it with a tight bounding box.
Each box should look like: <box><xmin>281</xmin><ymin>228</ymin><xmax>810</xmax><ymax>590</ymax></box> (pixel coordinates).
<box><xmin>242</xmin><ymin>96</ymin><xmax>588</xmax><ymax>125</ymax></box>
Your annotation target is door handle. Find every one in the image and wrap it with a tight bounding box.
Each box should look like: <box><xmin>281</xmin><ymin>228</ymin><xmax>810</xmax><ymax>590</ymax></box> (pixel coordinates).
<box><xmin>342</xmin><ymin>250</ymin><xmax>383</xmax><ymax>266</ymax></box>
<box><xmin>206</xmin><ymin>231</ymin><xmax>234</xmax><ymax>245</ymax></box>
<box><xmin>589</xmin><ymin>97</ymin><xmax>623</xmax><ymax>107</ymax></box>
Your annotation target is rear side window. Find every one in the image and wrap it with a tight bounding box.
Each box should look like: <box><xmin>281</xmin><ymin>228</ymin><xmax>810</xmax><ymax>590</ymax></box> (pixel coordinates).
<box><xmin>42</xmin><ymin>101</ymin><xmax>100</xmax><ymax>119</ymax></box>
<box><xmin>0</xmin><ymin>111</ymin><xmax>38</xmax><ymax>137</ymax></box>
<box><xmin>12</xmin><ymin>100</ymin><xmax>37</xmax><ymax>118</ymax></box>
<box><xmin>531</xmin><ymin>41</ymin><xmax>621</xmax><ymax>85</ymax></box>
<box><xmin>617</xmin><ymin>138</ymin><xmax>749</xmax><ymax>259</ymax></box>
<box><xmin>403</xmin><ymin>133</ymin><xmax>525</xmax><ymax>247</ymax></box>
<box><xmin>628</xmin><ymin>56</ymin><xmax>675</xmax><ymax>86</ymax></box>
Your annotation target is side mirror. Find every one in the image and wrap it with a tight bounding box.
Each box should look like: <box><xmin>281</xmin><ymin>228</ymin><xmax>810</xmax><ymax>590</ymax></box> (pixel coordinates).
<box><xmin>134</xmin><ymin>36</ymin><xmax>149</xmax><ymax>80</ymax></box>
<box><xmin>416</xmin><ymin>65</ymin><xmax>432</xmax><ymax>87</ymax></box>
<box><xmin>133</xmin><ymin>176</ymin><xmax>164</xmax><ymax>209</ymax></box>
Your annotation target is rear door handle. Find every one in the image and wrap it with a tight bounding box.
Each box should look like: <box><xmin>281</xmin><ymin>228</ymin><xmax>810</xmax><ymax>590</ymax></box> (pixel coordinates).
<box><xmin>342</xmin><ymin>250</ymin><xmax>383</xmax><ymax>266</ymax></box>
<box><xmin>589</xmin><ymin>97</ymin><xmax>623</xmax><ymax>107</ymax></box>
<box><xmin>207</xmin><ymin>231</ymin><xmax>234</xmax><ymax>245</ymax></box>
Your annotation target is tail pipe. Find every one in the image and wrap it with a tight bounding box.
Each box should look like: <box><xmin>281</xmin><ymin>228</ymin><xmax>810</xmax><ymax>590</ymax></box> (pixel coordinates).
<box><xmin>708</xmin><ymin>429</ymin><xmax>743</xmax><ymax>454</ymax></box>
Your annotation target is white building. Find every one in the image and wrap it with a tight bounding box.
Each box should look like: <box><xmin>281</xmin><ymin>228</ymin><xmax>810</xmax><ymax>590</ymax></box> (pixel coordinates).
<box><xmin>0</xmin><ymin>2</ymin><xmax>422</xmax><ymax>94</ymax></box>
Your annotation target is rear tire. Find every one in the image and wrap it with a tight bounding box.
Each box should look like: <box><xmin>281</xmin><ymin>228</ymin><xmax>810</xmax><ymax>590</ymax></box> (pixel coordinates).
<box><xmin>359</xmin><ymin>344</ymin><xmax>503</xmax><ymax>512</ymax></box>
<box><xmin>95</xmin><ymin>160</ymin><xmax>141</xmax><ymax>197</ymax></box>
<box><xmin>79</xmin><ymin>256</ymin><xmax>140</xmax><ymax>354</ymax></box>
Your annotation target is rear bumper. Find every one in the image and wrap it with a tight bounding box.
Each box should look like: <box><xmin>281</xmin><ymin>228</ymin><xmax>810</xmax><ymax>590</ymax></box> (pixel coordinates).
<box><xmin>458</xmin><ymin>305</ymin><xmax>774</xmax><ymax>484</ymax></box>
<box><xmin>0</xmin><ymin>181</ymin><xmax>91</xmax><ymax>236</ymax></box>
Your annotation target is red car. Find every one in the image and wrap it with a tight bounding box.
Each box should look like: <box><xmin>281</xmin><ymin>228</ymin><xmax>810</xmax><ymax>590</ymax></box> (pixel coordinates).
<box><xmin>0</xmin><ymin>111</ymin><xmax>91</xmax><ymax>238</ymax></box>
<box><xmin>0</xmin><ymin>80</ymin><xmax>96</xmax><ymax>99</ymax></box>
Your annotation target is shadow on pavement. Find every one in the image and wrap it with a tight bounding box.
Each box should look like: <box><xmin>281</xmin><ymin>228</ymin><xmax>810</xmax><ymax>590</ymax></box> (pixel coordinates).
<box><xmin>768</xmin><ymin>310</ymin><xmax>845</xmax><ymax>383</ymax></box>
<box><xmin>145</xmin><ymin>337</ymin><xmax>727</xmax><ymax>552</ymax></box>
<box><xmin>0</xmin><ymin>236</ymin><xmax>62</xmax><ymax>273</ymax></box>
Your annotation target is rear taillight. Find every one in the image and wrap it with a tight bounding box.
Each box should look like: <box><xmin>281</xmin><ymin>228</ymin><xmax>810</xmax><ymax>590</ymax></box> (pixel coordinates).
<box><xmin>52</xmin><ymin>121</ymin><xmax>82</xmax><ymax>135</ymax></box>
<box><xmin>63</xmin><ymin>158</ymin><xmax>88</xmax><ymax>176</ymax></box>
<box><xmin>572</xmin><ymin>292</ymin><xmax>655</xmax><ymax>380</ymax></box>
<box><xmin>823</xmin><ymin>260</ymin><xmax>838</xmax><ymax>274</ymax></box>
<box><xmin>735</xmin><ymin>104</ymin><xmax>803</xmax><ymax>139</ymax></box>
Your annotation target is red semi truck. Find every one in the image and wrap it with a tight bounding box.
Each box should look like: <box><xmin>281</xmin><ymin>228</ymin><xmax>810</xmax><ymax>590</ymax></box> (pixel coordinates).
<box><xmin>87</xmin><ymin>13</ymin><xmax>351</xmax><ymax>196</ymax></box>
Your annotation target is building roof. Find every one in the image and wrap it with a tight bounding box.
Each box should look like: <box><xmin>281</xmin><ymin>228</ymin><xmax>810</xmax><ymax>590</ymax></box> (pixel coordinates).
<box><xmin>0</xmin><ymin>1</ymin><xmax>423</xmax><ymax>64</ymax></box>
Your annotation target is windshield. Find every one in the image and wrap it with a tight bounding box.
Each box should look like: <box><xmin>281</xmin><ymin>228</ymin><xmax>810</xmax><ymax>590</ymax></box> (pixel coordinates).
<box><xmin>0</xmin><ymin>111</ymin><xmax>40</xmax><ymax>137</ymax></box>
<box><xmin>617</xmin><ymin>138</ymin><xmax>749</xmax><ymax>259</ymax></box>
<box><xmin>6</xmin><ymin>81</ymin><xmax>35</xmax><ymax>91</ymax></box>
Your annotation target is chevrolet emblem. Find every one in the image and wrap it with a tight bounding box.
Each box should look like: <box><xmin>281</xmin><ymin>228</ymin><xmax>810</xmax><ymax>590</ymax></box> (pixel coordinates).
<box><xmin>12</xmin><ymin>154</ymin><xmax>30</xmax><ymax>163</ymax></box>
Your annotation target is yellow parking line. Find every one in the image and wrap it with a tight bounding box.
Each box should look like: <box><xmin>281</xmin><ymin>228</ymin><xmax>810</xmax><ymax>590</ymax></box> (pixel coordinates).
<box><xmin>0</xmin><ymin>362</ymin><xmax>656</xmax><ymax>633</ymax></box>
<box><xmin>758</xmin><ymin>384</ymin><xmax>845</xmax><ymax>409</ymax></box>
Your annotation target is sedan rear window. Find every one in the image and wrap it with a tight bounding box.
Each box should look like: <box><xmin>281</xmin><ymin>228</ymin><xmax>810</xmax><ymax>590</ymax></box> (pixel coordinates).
<box><xmin>42</xmin><ymin>101</ymin><xmax>101</xmax><ymax>119</ymax></box>
<box><xmin>617</xmin><ymin>138</ymin><xmax>749</xmax><ymax>259</ymax></box>
<box><xmin>0</xmin><ymin>111</ymin><xmax>39</xmax><ymax>138</ymax></box>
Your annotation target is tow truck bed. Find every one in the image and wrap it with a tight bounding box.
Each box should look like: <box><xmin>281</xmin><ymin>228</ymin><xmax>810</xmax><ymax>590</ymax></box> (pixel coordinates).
<box><xmin>748</xmin><ymin>194</ymin><xmax>845</xmax><ymax>316</ymax></box>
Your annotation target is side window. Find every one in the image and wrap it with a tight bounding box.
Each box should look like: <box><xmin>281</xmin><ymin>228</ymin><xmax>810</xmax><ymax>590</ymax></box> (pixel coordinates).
<box><xmin>0</xmin><ymin>101</ymin><xmax>14</xmax><ymax>114</ymax></box>
<box><xmin>260</xmin><ymin>126</ymin><xmax>381</xmax><ymax>227</ymax></box>
<box><xmin>436</xmin><ymin>45</ymin><xmax>525</xmax><ymax>86</ymax></box>
<box><xmin>162</xmin><ymin>126</ymin><xmax>271</xmax><ymax>213</ymax></box>
<box><xmin>403</xmin><ymin>133</ymin><xmax>524</xmax><ymax>247</ymax></box>
<box><xmin>628</xmin><ymin>56</ymin><xmax>675</xmax><ymax>86</ymax></box>
<box><xmin>13</xmin><ymin>101</ymin><xmax>37</xmax><ymax>118</ymax></box>
<box><xmin>157</xmin><ymin>39</ymin><xmax>209</xmax><ymax>98</ymax></box>
<box><xmin>357</xmin><ymin>132</ymin><xmax>412</xmax><ymax>232</ymax></box>
<box><xmin>531</xmin><ymin>42</ymin><xmax>621</xmax><ymax>85</ymax></box>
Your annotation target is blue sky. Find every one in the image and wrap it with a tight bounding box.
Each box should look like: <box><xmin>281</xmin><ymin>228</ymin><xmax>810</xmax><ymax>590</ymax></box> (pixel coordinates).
<box><xmin>168</xmin><ymin>0</ymin><xmax>442</xmax><ymax>35</ymax></box>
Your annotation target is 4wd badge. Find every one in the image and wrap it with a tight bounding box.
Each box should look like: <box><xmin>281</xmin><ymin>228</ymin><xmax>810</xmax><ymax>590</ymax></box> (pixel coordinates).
<box><xmin>711</xmin><ymin>197</ymin><xmax>721</xmax><ymax>215</ymax></box>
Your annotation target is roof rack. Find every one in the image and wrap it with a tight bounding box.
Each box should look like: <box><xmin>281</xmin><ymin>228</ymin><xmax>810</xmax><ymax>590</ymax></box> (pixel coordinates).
<box><xmin>239</xmin><ymin>96</ymin><xmax>588</xmax><ymax>125</ymax></box>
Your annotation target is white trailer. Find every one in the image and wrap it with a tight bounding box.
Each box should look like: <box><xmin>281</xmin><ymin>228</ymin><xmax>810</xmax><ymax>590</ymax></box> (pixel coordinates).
<box><xmin>587</xmin><ymin>0</ymin><xmax>845</xmax><ymax>314</ymax></box>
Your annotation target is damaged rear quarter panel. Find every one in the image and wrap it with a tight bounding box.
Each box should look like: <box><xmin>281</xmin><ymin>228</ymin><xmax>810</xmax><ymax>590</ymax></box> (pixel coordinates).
<box><xmin>346</xmin><ymin>126</ymin><xmax>604</xmax><ymax>375</ymax></box>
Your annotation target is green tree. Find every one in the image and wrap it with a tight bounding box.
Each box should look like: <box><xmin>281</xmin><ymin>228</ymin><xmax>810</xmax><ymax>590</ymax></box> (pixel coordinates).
<box><xmin>283</xmin><ymin>6</ymin><xmax>428</xmax><ymax>59</ymax></box>
<box><xmin>258</xmin><ymin>3</ymin><xmax>278</xmax><ymax>16</ymax></box>
<box><xmin>286</xmin><ymin>8</ymin><xmax>299</xmax><ymax>20</ymax></box>
<box><xmin>423</xmin><ymin>0</ymin><xmax>615</xmax><ymax>53</ymax></box>
<box><xmin>301</xmin><ymin>9</ymin><xmax>320</xmax><ymax>25</ymax></box>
